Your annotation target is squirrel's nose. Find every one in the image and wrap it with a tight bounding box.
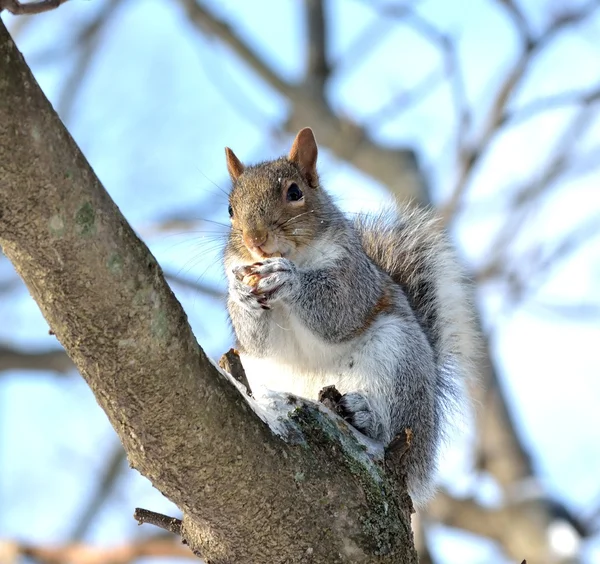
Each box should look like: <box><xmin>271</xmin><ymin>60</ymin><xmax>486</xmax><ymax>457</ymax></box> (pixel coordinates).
<box><xmin>243</xmin><ymin>230</ymin><xmax>268</xmax><ymax>251</ymax></box>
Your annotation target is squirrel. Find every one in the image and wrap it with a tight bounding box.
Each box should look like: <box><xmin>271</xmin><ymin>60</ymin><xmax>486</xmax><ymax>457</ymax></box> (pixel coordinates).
<box><xmin>223</xmin><ymin>127</ymin><xmax>477</xmax><ymax>506</ymax></box>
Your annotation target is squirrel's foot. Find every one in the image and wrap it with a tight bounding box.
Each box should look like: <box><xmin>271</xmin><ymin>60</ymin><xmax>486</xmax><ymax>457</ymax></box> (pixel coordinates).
<box><xmin>337</xmin><ymin>392</ymin><xmax>377</xmax><ymax>439</ymax></box>
<box><xmin>235</xmin><ymin>258</ymin><xmax>298</xmax><ymax>303</ymax></box>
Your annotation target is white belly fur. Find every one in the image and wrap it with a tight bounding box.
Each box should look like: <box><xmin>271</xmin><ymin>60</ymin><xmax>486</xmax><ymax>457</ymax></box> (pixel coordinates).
<box><xmin>240</xmin><ymin>305</ymin><xmax>410</xmax><ymax>439</ymax></box>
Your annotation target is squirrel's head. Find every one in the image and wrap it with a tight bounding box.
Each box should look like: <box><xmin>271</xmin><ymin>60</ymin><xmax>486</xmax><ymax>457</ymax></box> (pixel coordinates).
<box><xmin>225</xmin><ymin>128</ymin><xmax>332</xmax><ymax>263</ymax></box>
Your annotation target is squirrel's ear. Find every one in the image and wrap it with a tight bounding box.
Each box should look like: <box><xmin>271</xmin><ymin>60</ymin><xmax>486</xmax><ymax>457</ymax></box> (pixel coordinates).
<box><xmin>225</xmin><ymin>147</ymin><xmax>245</xmax><ymax>182</ymax></box>
<box><xmin>289</xmin><ymin>128</ymin><xmax>318</xmax><ymax>187</ymax></box>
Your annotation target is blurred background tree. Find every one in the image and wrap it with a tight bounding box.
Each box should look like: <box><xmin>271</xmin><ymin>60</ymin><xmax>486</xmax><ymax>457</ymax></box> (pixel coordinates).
<box><xmin>1</xmin><ymin>0</ymin><xmax>599</xmax><ymax>562</ymax></box>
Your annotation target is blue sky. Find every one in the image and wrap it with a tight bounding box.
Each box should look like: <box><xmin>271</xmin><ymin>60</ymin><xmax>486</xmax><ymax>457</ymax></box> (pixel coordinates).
<box><xmin>2</xmin><ymin>1</ymin><xmax>600</xmax><ymax>562</ymax></box>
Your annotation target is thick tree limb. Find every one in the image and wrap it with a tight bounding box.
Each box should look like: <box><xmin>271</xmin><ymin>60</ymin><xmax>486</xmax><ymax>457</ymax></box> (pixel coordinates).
<box><xmin>0</xmin><ymin>22</ymin><xmax>416</xmax><ymax>563</ymax></box>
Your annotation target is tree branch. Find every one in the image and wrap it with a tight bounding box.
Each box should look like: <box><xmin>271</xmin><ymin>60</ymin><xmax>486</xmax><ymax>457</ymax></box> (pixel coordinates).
<box><xmin>0</xmin><ymin>344</ymin><xmax>74</xmax><ymax>375</ymax></box>
<box><xmin>427</xmin><ymin>489</ymin><xmax>589</xmax><ymax>562</ymax></box>
<box><xmin>164</xmin><ymin>271</ymin><xmax>223</xmax><ymax>300</ymax></box>
<box><xmin>443</xmin><ymin>0</ymin><xmax>600</xmax><ymax>222</ymax></box>
<box><xmin>0</xmin><ymin>21</ymin><xmax>416</xmax><ymax>563</ymax></box>
<box><xmin>70</xmin><ymin>444</ymin><xmax>127</xmax><ymax>541</ymax></box>
<box><xmin>57</xmin><ymin>0</ymin><xmax>122</xmax><ymax>124</ymax></box>
<box><xmin>305</xmin><ymin>0</ymin><xmax>329</xmax><ymax>93</ymax></box>
<box><xmin>0</xmin><ymin>537</ymin><xmax>195</xmax><ymax>564</ymax></box>
<box><xmin>178</xmin><ymin>0</ymin><xmax>428</xmax><ymax>205</ymax></box>
<box><xmin>495</xmin><ymin>0</ymin><xmax>532</xmax><ymax>44</ymax></box>
<box><xmin>0</xmin><ymin>0</ymin><xmax>67</xmax><ymax>15</ymax></box>
<box><xmin>179</xmin><ymin>0</ymin><xmax>293</xmax><ymax>97</ymax></box>
<box><xmin>134</xmin><ymin>508</ymin><xmax>183</xmax><ymax>536</ymax></box>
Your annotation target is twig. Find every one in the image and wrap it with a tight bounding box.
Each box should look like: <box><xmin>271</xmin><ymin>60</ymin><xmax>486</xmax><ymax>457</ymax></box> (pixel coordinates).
<box><xmin>496</xmin><ymin>0</ymin><xmax>532</xmax><ymax>44</ymax></box>
<box><xmin>372</xmin><ymin>4</ymin><xmax>472</xmax><ymax>152</ymax></box>
<box><xmin>501</xmin><ymin>213</ymin><xmax>600</xmax><ymax>312</ymax></box>
<box><xmin>219</xmin><ymin>348</ymin><xmax>252</xmax><ymax>396</ymax></box>
<box><xmin>332</xmin><ymin>17</ymin><xmax>392</xmax><ymax>75</ymax></box>
<box><xmin>476</xmin><ymin>105</ymin><xmax>596</xmax><ymax>284</ymax></box>
<box><xmin>443</xmin><ymin>1</ymin><xmax>600</xmax><ymax>222</ymax></box>
<box><xmin>503</xmin><ymin>83</ymin><xmax>600</xmax><ymax>126</ymax></box>
<box><xmin>529</xmin><ymin>300</ymin><xmax>600</xmax><ymax>323</ymax></box>
<box><xmin>366</xmin><ymin>68</ymin><xmax>443</xmax><ymax>129</ymax></box>
<box><xmin>134</xmin><ymin>508</ymin><xmax>183</xmax><ymax>536</ymax></box>
<box><xmin>0</xmin><ymin>0</ymin><xmax>67</xmax><ymax>15</ymax></box>
<box><xmin>164</xmin><ymin>272</ymin><xmax>224</xmax><ymax>300</ymax></box>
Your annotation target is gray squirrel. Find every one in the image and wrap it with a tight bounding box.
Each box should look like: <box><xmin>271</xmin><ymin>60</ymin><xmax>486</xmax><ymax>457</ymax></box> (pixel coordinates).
<box><xmin>224</xmin><ymin>127</ymin><xmax>477</xmax><ymax>506</ymax></box>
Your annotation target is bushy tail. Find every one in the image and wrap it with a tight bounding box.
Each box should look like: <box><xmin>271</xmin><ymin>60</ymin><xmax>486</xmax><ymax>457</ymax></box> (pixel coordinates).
<box><xmin>353</xmin><ymin>206</ymin><xmax>478</xmax><ymax>425</ymax></box>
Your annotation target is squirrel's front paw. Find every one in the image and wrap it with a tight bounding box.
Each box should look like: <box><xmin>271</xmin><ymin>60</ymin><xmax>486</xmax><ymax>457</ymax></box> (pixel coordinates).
<box><xmin>229</xmin><ymin>278</ymin><xmax>271</xmax><ymax>311</ymax></box>
<box><xmin>234</xmin><ymin>258</ymin><xmax>298</xmax><ymax>303</ymax></box>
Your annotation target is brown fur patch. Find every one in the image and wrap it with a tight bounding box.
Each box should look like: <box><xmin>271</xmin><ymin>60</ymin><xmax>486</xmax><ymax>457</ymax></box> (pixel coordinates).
<box><xmin>350</xmin><ymin>283</ymin><xmax>394</xmax><ymax>338</ymax></box>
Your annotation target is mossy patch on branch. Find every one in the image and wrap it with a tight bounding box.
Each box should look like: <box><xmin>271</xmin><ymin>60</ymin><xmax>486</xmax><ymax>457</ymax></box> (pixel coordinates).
<box><xmin>75</xmin><ymin>201</ymin><xmax>96</xmax><ymax>236</ymax></box>
<box><xmin>289</xmin><ymin>403</ymin><xmax>412</xmax><ymax>558</ymax></box>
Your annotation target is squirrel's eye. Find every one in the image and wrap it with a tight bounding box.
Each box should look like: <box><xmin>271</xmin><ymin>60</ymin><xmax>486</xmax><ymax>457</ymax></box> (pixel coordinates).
<box><xmin>228</xmin><ymin>204</ymin><xmax>234</xmax><ymax>218</ymax></box>
<box><xmin>286</xmin><ymin>183</ymin><xmax>303</xmax><ymax>202</ymax></box>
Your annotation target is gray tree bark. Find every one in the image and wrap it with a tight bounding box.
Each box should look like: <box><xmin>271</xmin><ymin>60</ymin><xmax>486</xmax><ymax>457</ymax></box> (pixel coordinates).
<box><xmin>0</xmin><ymin>21</ymin><xmax>417</xmax><ymax>564</ymax></box>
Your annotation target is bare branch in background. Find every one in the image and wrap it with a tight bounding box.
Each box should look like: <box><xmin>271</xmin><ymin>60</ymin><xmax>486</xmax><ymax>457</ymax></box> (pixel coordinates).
<box><xmin>57</xmin><ymin>0</ymin><xmax>121</xmax><ymax>123</ymax></box>
<box><xmin>0</xmin><ymin>537</ymin><xmax>194</xmax><ymax>564</ymax></box>
<box><xmin>476</xmin><ymin>104</ymin><xmax>597</xmax><ymax>285</ymax></box>
<box><xmin>502</xmin><ymin>213</ymin><xmax>600</xmax><ymax>312</ymax></box>
<box><xmin>138</xmin><ymin>212</ymin><xmax>229</xmax><ymax>235</ymax></box>
<box><xmin>164</xmin><ymin>272</ymin><xmax>224</xmax><ymax>300</ymax></box>
<box><xmin>371</xmin><ymin>2</ymin><xmax>471</xmax><ymax>150</ymax></box>
<box><xmin>194</xmin><ymin>39</ymin><xmax>275</xmax><ymax>128</ymax></box>
<box><xmin>178</xmin><ymin>0</ymin><xmax>429</xmax><ymax>204</ymax></box>
<box><xmin>0</xmin><ymin>0</ymin><xmax>67</xmax><ymax>16</ymax></box>
<box><xmin>305</xmin><ymin>0</ymin><xmax>329</xmax><ymax>94</ymax></box>
<box><xmin>442</xmin><ymin>1</ymin><xmax>600</xmax><ymax>222</ymax></box>
<box><xmin>70</xmin><ymin>444</ymin><xmax>128</xmax><ymax>541</ymax></box>
<box><xmin>503</xmin><ymin>82</ymin><xmax>600</xmax><ymax>126</ymax></box>
<box><xmin>366</xmin><ymin>68</ymin><xmax>443</xmax><ymax>129</ymax></box>
<box><xmin>332</xmin><ymin>16</ymin><xmax>391</xmax><ymax>75</ymax></box>
<box><xmin>0</xmin><ymin>344</ymin><xmax>73</xmax><ymax>375</ymax></box>
<box><xmin>496</xmin><ymin>0</ymin><xmax>532</xmax><ymax>43</ymax></box>
<box><xmin>179</xmin><ymin>0</ymin><xmax>292</xmax><ymax>98</ymax></box>
<box><xmin>529</xmin><ymin>299</ymin><xmax>600</xmax><ymax>323</ymax></box>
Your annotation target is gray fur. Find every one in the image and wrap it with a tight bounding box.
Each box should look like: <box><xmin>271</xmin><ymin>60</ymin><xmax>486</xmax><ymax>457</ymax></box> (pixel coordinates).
<box><xmin>223</xmin><ymin>149</ymin><xmax>477</xmax><ymax>507</ymax></box>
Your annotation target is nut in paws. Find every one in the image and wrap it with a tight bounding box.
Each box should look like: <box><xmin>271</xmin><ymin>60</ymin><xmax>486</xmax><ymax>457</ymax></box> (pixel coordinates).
<box><xmin>237</xmin><ymin>258</ymin><xmax>298</xmax><ymax>301</ymax></box>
